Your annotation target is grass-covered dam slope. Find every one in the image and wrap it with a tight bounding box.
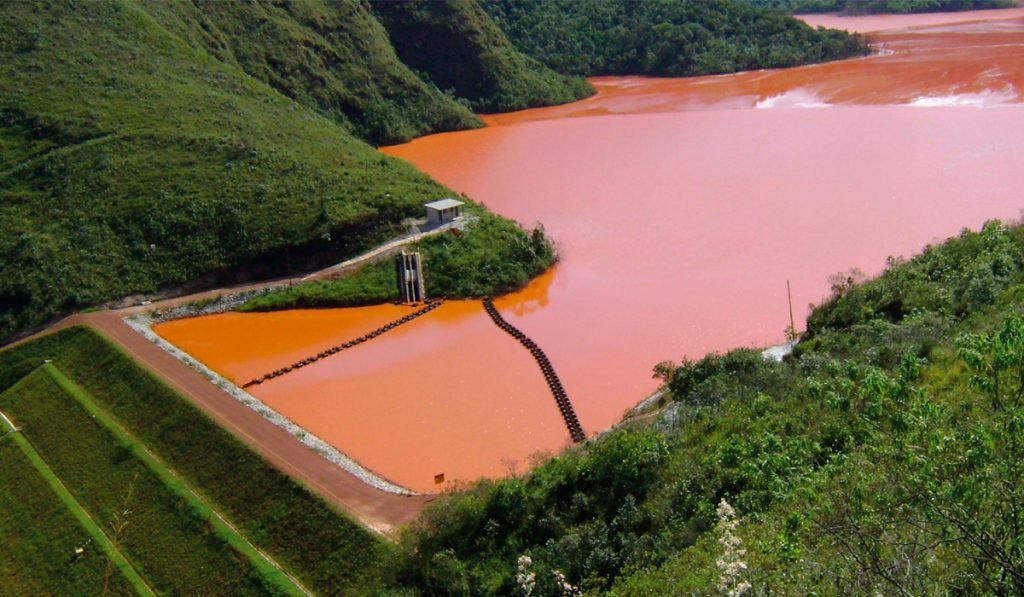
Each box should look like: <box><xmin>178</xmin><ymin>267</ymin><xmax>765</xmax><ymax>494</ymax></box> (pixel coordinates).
<box><xmin>0</xmin><ymin>366</ymin><xmax>300</xmax><ymax>595</ymax></box>
<box><xmin>391</xmin><ymin>219</ymin><xmax>1024</xmax><ymax>595</ymax></box>
<box><xmin>0</xmin><ymin>414</ymin><xmax>141</xmax><ymax>596</ymax></box>
<box><xmin>0</xmin><ymin>326</ymin><xmax>394</xmax><ymax>595</ymax></box>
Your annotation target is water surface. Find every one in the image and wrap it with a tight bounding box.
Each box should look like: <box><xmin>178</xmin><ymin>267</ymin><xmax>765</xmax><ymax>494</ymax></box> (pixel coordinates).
<box><xmin>157</xmin><ymin>13</ymin><xmax>1024</xmax><ymax>493</ymax></box>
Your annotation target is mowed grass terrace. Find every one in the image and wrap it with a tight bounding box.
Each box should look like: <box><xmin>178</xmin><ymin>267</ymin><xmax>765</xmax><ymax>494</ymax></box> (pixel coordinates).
<box><xmin>0</xmin><ymin>327</ymin><xmax>392</xmax><ymax>595</ymax></box>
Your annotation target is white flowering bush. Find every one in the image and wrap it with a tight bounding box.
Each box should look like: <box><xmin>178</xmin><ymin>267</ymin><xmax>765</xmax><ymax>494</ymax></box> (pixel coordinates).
<box><xmin>552</xmin><ymin>569</ymin><xmax>579</xmax><ymax>595</ymax></box>
<box><xmin>515</xmin><ymin>555</ymin><xmax>580</xmax><ymax>596</ymax></box>
<box><xmin>716</xmin><ymin>499</ymin><xmax>751</xmax><ymax>597</ymax></box>
<box><xmin>516</xmin><ymin>555</ymin><xmax>536</xmax><ymax>596</ymax></box>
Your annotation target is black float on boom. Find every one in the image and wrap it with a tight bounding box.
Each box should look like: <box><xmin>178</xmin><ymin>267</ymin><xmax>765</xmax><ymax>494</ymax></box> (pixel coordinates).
<box><xmin>482</xmin><ymin>299</ymin><xmax>586</xmax><ymax>443</ymax></box>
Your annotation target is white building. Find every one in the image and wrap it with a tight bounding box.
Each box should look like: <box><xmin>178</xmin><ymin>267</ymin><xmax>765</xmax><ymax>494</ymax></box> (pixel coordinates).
<box><xmin>424</xmin><ymin>198</ymin><xmax>465</xmax><ymax>224</ymax></box>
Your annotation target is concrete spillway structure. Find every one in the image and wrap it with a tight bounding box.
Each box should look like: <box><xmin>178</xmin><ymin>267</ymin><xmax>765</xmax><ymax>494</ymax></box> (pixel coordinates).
<box><xmin>397</xmin><ymin>251</ymin><xmax>426</xmax><ymax>304</ymax></box>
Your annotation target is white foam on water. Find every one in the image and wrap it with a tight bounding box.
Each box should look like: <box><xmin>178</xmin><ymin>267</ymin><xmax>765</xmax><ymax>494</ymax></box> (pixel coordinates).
<box><xmin>907</xmin><ymin>86</ymin><xmax>1019</xmax><ymax>107</ymax></box>
<box><xmin>755</xmin><ymin>88</ymin><xmax>831</xmax><ymax>109</ymax></box>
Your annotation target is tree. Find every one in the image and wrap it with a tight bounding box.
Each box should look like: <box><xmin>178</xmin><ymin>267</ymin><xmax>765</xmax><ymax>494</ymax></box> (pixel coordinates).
<box><xmin>652</xmin><ymin>360</ymin><xmax>676</xmax><ymax>383</ymax></box>
<box><xmin>956</xmin><ymin>313</ymin><xmax>1024</xmax><ymax>410</ymax></box>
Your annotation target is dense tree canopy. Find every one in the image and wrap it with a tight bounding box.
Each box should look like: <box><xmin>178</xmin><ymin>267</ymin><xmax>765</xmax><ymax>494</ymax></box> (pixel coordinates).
<box><xmin>371</xmin><ymin>0</ymin><xmax>593</xmax><ymax>113</ymax></box>
<box><xmin>480</xmin><ymin>0</ymin><xmax>869</xmax><ymax>76</ymax></box>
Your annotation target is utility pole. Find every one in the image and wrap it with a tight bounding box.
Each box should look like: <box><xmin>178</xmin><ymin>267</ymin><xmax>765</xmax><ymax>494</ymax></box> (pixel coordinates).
<box><xmin>787</xmin><ymin>280</ymin><xmax>796</xmax><ymax>340</ymax></box>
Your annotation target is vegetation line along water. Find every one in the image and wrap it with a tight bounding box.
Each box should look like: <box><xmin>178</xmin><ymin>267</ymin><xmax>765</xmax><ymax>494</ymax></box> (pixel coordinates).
<box><xmin>43</xmin><ymin>364</ymin><xmax>311</xmax><ymax>597</ymax></box>
<box><xmin>0</xmin><ymin>405</ymin><xmax>156</xmax><ymax>597</ymax></box>
<box><xmin>482</xmin><ymin>299</ymin><xmax>586</xmax><ymax>442</ymax></box>
<box><xmin>243</xmin><ymin>299</ymin><xmax>445</xmax><ymax>388</ymax></box>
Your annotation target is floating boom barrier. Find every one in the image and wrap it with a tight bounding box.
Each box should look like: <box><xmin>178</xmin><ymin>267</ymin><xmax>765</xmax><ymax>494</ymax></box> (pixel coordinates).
<box><xmin>481</xmin><ymin>299</ymin><xmax>585</xmax><ymax>443</ymax></box>
<box><xmin>242</xmin><ymin>299</ymin><xmax>444</xmax><ymax>388</ymax></box>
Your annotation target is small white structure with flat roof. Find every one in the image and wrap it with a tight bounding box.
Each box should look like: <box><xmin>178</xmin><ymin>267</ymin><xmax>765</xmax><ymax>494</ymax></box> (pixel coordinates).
<box><xmin>424</xmin><ymin>198</ymin><xmax>465</xmax><ymax>225</ymax></box>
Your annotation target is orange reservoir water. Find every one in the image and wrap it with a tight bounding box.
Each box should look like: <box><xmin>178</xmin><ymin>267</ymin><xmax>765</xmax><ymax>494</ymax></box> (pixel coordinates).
<box><xmin>157</xmin><ymin>12</ymin><xmax>1024</xmax><ymax>493</ymax></box>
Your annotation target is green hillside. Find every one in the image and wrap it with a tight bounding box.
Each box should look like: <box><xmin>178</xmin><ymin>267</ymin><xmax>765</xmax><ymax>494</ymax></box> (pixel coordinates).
<box><xmin>0</xmin><ymin>0</ymin><xmax>463</xmax><ymax>341</ymax></box>
<box><xmin>372</xmin><ymin>0</ymin><xmax>593</xmax><ymax>113</ymax></box>
<box><xmin>480</xmin><ymin>0</ymin><xmax>870</xmax><ymax>76</ymax></box>
<box><xmin>394</xmin><ymin>220</ymin><xmax>1024</xmax><ymax>595</ymax></box>
<box><xmin>136</xmin><ymin>0</ymin><xmax>482</xmax><ymax>146</ymax></box>
<box><xmin>0</xmin><ymin>0</ymin><xmax>594</xmax><ymax>343</ymax></box>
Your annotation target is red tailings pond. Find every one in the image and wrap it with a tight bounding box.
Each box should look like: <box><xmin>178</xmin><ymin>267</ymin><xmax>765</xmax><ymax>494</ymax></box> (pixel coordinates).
<box><xmin>156</xmin><ymin>11</ymin><xmax>1024</xmax><ymax>493</ymax></box>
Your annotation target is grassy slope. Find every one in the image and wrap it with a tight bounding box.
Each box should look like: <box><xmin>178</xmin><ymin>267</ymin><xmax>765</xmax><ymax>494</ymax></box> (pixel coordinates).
<box><xmin>0</xmin><ymin>326</ymin><xmax>392</xmax><ymax>595</ymax></box>
<box><xmin>47</xmin><ymin>364</ymin><xmax>305</xmax><ymax>595</ymax></box>
<box><xmin>239</xmin><ymin>260</ymin><xmax>400</xmax><ymax>311</ymax></box>
<box><xmin>0</xmin><ymin>0</ymin><xmax>454</xmax><ymax>341</ymax></box>
<box><xmin>0</xmin><ymin>367</ymin><xmax>286</xmax><ymax>595</ymax></box>
<box><xmin>372</xmin><ymin>0</ymin><xmax>593</xmax><ymax>113</ymax></box>
<box><xmin>137</xmin><ymin>0</ymin><xmax>482</xmax><ymax>146</ymax></box>
<box><xmin>0</xmin><ymin>428</ymin><xmax>139</xmax><ymax>596</ymax></box>
<box><xmin>479</xmin><ymin>0</ymin><xmax>870</xmax><ymax>76</ymax></box>
<box><xmin>239</xmin><ymin>212</ymin><xmax>556</xmax><ymax>311</ymax></box>
<box><xmin>396</xmin><ymin>220</ymin><xmax>1024</xmax><ymax>595</ymax></box>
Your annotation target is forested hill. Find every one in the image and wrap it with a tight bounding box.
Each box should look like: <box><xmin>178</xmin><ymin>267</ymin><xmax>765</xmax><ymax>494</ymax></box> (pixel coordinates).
<box><xmin>136</xmin><ymin>0</ymin><xmax>478</xmax><ymax>147</ymax></box>
<box><xmin>0</xmin><ymin>0</ymin><xmax>453</xmax><ymax>341</ymax></box>
<box><xmin>136</xmin><ymin>0</ymin><xmax>589</xmax><ymax>145</ymax></box>
<box><xmin>371</xmin><ymin>0</ymin><xmax>594</xmax><ymax>113</ymax></box>
<box><xmin>479</xmin><ymin>0</ymin><xmax>870</xmax><ymax>77</ymax></box>
<box><xmin>745</xmin><ymin>0</ymin><xmax>1015</xmax><ymax>15</ymax></box>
